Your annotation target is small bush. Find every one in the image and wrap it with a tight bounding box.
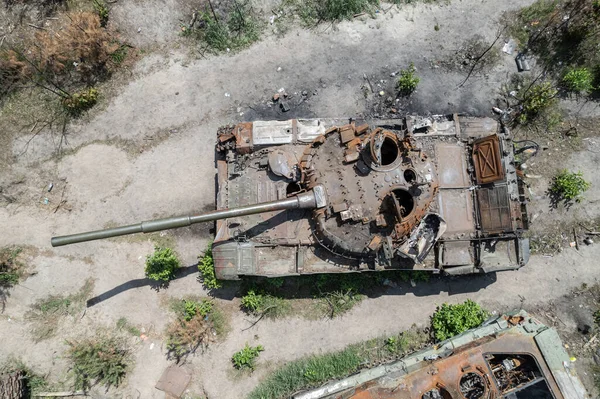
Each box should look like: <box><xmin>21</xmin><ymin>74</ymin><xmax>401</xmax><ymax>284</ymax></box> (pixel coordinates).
<box><xmin>518</xmin><ymin>81</ymin><xmax>558</xmax><ymax>124</ymax></box>
<box><xmin>62</xmin><ymin>87</ymin><xmax>98</xmax><ymax>116</ymax></box>
<box><xmin>67</xmin><ymin>336</ymin><xmax>130</xmax><ymax>390</ymax></box>
<box><xmin>198</xmin><ymin>243</ymin><xmax>222</xmax><ymax>289</ymax></box>
<box><xmin>396</xmin><ymin>63</ymin><xmax>420</xmax><ymax>95</ymax></box>
<box><xmin>550</xmin><ymin>170</ymin><xmax>591</xmax><ymax>202</ymax></box>
<box><xmin>431</xmin><ymin>300</ymin><xmax>489</xmax><ymax>342</ymax></box>
<box><xmin>183</xmin><ymin>299</ymin><xmax>212</xmax><ymax>321</ymax></box>
<box><xmin>166</xmin><ymin>297</ymin><xmax>227</xmax><ymax>362</ymax></box>
<box><xmin>232</xmin><ymin>343</ymin><xmax>264</xmax><ymax>370</ymax></box>
<box><xmin>562</xmin><ymin>67</ymin><xmax>594</xmax><ymax>94</ymax></box>
<box><xmin>241</xmin><ymin>290</ymin><xmax>291</xmax><ymax>319</ymax></box>
<box><xmin>0</xmin><ymin>246</ymin><xmax>22</xmax><ymax>288</ymax></box>
<box><xmin>145</xmin><ymin>246</ymin><xmax>180</xmax><ymax>282</ymax></box>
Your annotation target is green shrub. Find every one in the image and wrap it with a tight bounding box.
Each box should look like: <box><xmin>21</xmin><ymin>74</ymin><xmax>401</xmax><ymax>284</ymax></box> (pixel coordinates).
<box><xmin>166</xmin><ymin>297</ymin><xmax>228</xmax><ymax>362</ymax></box>
<box><xmin>183</xmin><ymin>299</ymin><xmax>212</xmax><ymax>321</ymax></box>
<box><xmin>145</xmin><ymin>246</ymin><xmax>180</xmax><ymax>282</ymax></box>
<box><xmin>62</xmin><ymin>87</ymin><xmax>98</xmax><ymax>117</ymax></box>
<box><xmin>232</xmin><ymin>343</ymin><xmax>264</xmax><ymax>370</ymax></box>
<box><xmin>198</xmin><ymin>243</ymin><xmax>222</xmax><ymax>289</ymax></box>
<box><xmin>241</xmin><ymin>290</ymin><xmax>291</xmax><ymax>318</ymax></box>
<box><xmin>562</xmin><ymin>67</ymin><xmax>594</xmax><ymax>94</ymax></box>
<box><xmin>518</xmin><ymin>81</ymin><xmax>558</xmax><ymax>124</ymax></box>
<box><xmin>431</xmin><ymin>300</ymin><xmax>489</xmax><ymax>341</ymax></box>
<box><xmin>550</xmin><ymin>170</ymin><xmax>591</xmax><ymax>202</ymax></box>
<box><xmin>67</xmin><ymin>336</ymin><xmax>130</xmax><ymax>390</ymax></box>
<box><xmin>396</xmin><ymin>63</ymin><xmax>420</xmax><ymax>95</ymax></box>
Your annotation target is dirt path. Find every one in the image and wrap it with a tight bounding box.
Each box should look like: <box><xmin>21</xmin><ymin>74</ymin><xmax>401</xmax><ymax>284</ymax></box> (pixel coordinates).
<box><xmin>3</xmin><ymin>0</ymin><xmax>600</xmax><ymax>397</ymax></box>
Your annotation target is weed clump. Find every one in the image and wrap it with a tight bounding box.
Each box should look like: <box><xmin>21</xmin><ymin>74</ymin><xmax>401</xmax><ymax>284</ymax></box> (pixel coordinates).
<box><xmin>431</xmin><ymin>300</ymin><xmax>489</xmax><ymax>341</ymax></box>
<box><xmin>116</xmin><ymin>317</ymin><xmax>141</xmax><ymax>336</ymax></box>
<box><xmin>62</xmin><ymin>87</ymin><xmax>98</xmax><ymax>116</ymax></box>
<box><xmin>145</xmin><ymin>246</ymin><xmax>180</xmax><ymax>283</ymax></box>
<box><xmin>186</xmin><ymin>1</ymin><xmax>260</xmax><ymax>53</ymax></box>
<box><xmin>0</xmin><ymin>246</ymin><xmax>23</xmax><ymax>288</ymax></box>
<box><xmin>550</xmin><ymin>170</ymin><xmax>590</xmax><ymax>203</ymax></box>
<box><xmin>198</xmin><ymin>243</ymin><xmax>222</xmax><ymax>289</ymax></box>
<box><xmin>26</xmin><ymin>279</ymin><xmax>94</xmax><ymax>341</ymax></box>
<box><xmin>241</xmin><ymin>289</ymin><xmax>291</xmax><ymax>319</ymax></box>
<box><xmin>396</xmin><ymin>63</ymin><xmax>420</xmax><ymax>95</ymax></box>
<box><xmin>232</xmin><ymin>343</ymin><xmax>264</xmax><ymax>371</ymax></box>
<box><xmin>562</xmin><ymin>67</ymin><xmax>594</xmax><ymax>94</ymax></box>
<box><xmin>518</xmin><ymin>81</ymin><xmax>558</xmax><ymax>125</ymax></box>
<box><xmin>166</xmin><ymin>297</ymin><xmax>227</xmax><ymax>362</ymax></box>
<box><xmin>67</xmin><ymin>335</ymin><xmax>130</xmax><ymax>390</ymax></box>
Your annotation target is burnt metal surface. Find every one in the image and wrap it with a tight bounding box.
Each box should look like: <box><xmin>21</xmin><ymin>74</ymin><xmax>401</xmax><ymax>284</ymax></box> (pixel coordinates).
<box><xmin>294</xmin><ymin>310</ymin><xmax>589</xmax><ymax>399</ymax></box>
<box><xmin>213</xmin><ymin>114</ymin><xmax>529</xmax><ymax>279</ymax></box>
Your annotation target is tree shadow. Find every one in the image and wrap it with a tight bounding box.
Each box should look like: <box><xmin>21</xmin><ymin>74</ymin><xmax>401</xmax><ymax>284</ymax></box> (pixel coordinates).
<box><xmin>86</xmin><ymin>264</ymin><xmax>200</xmax><ymax>307</ymax></box>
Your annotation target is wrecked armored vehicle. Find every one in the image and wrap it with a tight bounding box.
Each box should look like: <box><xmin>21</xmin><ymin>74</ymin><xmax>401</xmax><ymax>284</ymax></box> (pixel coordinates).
<box><xmin>293</xmin><ymin>310</ymin><xmax>588</xmax><ymax>399</ymax></box>
<box><xmin>52</xmin><ymin>114</ymin><xmax>530</xmax><ymax>280</ymax></box>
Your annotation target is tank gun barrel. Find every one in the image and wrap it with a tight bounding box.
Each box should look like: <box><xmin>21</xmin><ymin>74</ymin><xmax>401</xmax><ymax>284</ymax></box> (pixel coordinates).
<box><xmin>51</xmin><ymin>186</ymin><xmax>326</xmax><ymax>247</ymax></box>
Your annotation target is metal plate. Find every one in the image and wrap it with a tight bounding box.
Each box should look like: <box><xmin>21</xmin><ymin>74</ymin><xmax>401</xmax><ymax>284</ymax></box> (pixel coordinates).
<box><xmin>472</xmin><ymin>135</ymin><xmax>504</xmax><ymax>184</ymax></box>
<box><xmin>437</xmin><ymin>190</ymin><xmax>475</xmax><ymax>235</ymax></box>
<box><xmin>477</xmin><ymin>185</ymin><xmax>512</xmax><ymax>232</ymax></box>
<box><xmin>435</xmin><ymin>143</ymin><xmax>470</xmax><ymax>188</ymax></box>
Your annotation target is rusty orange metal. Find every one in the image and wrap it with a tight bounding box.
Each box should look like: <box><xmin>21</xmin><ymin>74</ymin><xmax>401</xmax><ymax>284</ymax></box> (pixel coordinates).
<box><xmin>472</xmin><ymin>135</ymin><xmax>504</xmax><ymax>184</ymax></box>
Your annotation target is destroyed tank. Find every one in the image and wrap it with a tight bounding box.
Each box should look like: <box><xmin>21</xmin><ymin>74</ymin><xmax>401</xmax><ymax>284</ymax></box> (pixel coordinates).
<box><xmin>51</xmin><ymin>114</ymin><xmax>530</xmax><ymax>280</ymax></box>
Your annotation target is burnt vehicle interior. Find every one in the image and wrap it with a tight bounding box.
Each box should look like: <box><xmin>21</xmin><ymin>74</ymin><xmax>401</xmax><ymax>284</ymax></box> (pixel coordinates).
<box><xmin>486</xmin><ymin>353</ymin><xmax>554</xmax><ymax>399</ymax></box>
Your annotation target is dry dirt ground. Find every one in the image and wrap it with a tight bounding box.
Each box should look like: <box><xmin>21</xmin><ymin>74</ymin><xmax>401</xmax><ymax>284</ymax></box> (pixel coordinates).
<box><xmin>2</xmin><ymin>0</ymin><xmax>600</xmax><ymax>398</ymax></box>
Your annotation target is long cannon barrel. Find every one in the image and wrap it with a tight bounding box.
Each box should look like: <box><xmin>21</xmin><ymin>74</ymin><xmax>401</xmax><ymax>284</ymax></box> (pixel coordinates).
<box><xmin>51</xmin><ymin>186</ymin><xmax>327</xmax><ymax>247</ymax></box>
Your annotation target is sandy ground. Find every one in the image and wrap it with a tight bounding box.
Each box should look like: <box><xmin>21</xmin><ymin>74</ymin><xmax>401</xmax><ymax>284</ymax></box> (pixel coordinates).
<box><xmin>2</xmin><ymin>0</ymin><xmax>600</xmax><ymax>397</ymax></box>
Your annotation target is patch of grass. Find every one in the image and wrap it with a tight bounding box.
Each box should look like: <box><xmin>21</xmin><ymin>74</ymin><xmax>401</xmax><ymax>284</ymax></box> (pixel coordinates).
<box><xmin>0</xmin><ymin>246</ymin><xmax>23</xmax><ymax>288</ymax></box>
<box><xmin>248</xmin><ymin>325</ymin><xmax>429</xmax><ymax>399</ymax></box>
<box><xmin>396</xmin><ymin>63</ymin><xmax>420</xmax><ymax>95</ymax></box>
<box><xmin>145</xmin><ymin>246</ymin><xmax>180</xmax><ymax>283</ymax></box>
<box><xmin>109</xmin><ymin>45</ymin><xmax>128</xmax><ymax>65</ymax></box>
<box><xmin>549</xmin><ymin>170</ymin><xmax>591</xmax><ymax>203</ymax></box>
<box><xmin>67</xmin><ymin>335</ymin><xmax>130</xmax><ymax>390</ymax></box>
<box><xmin>241</xmin><ymin>290</ymin><xmax>292</xmax><ymax>319</ymax></box>
<box><xmin>189</xmin><ymin>1</ymin><xmax>261</xmax><ymax>53</ymax></box>
<box><xmin>317</xmin><ymin>290</ymin><xmax>364</xmax><ymax>318</ymax></box>
<box><xmin>198</xmin><ymin>243</ymin><xmax>222</xmax><ymax>290</ymax></box>
<box><xmin>116</xmin><ymin>317</ymin><xmax>141</xmax><ymax>336</ymax></box>
<box><xmin>232</xmin><ymin>343</ymin><xmax>264</xmax><ymax>371</ymax></box>
<box><xmin>431</xmin><ymin>300</ymin><xmax>489</xmax><ymax>342</ymax></box>
<box><xmin>62</xmin><ymin>87</ymin><xmax>99</xmax><ymax>117</ymax></box>
<box><xmin>166</xmin><ymin>297</ymin><xmax>228</xmax><ymax>362</ymax></box>
<box><xmin>26</xmin><ymin>279</ymin><xmax>94</xmax><ymax>341</ymax></box>
<box><xmin>518</xmin><ymin>81</ymin><xmax>559</xmax><ymax>125</ymax></box>
<box><xmin>562</xmin><ymin>67</ymin><xmax>595</xmax><ymax>94</ymax></box>
<box><xmin>93</xmin><ymin>0</ymin><xmax>109</xmax><ymax>27</ymax></box>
